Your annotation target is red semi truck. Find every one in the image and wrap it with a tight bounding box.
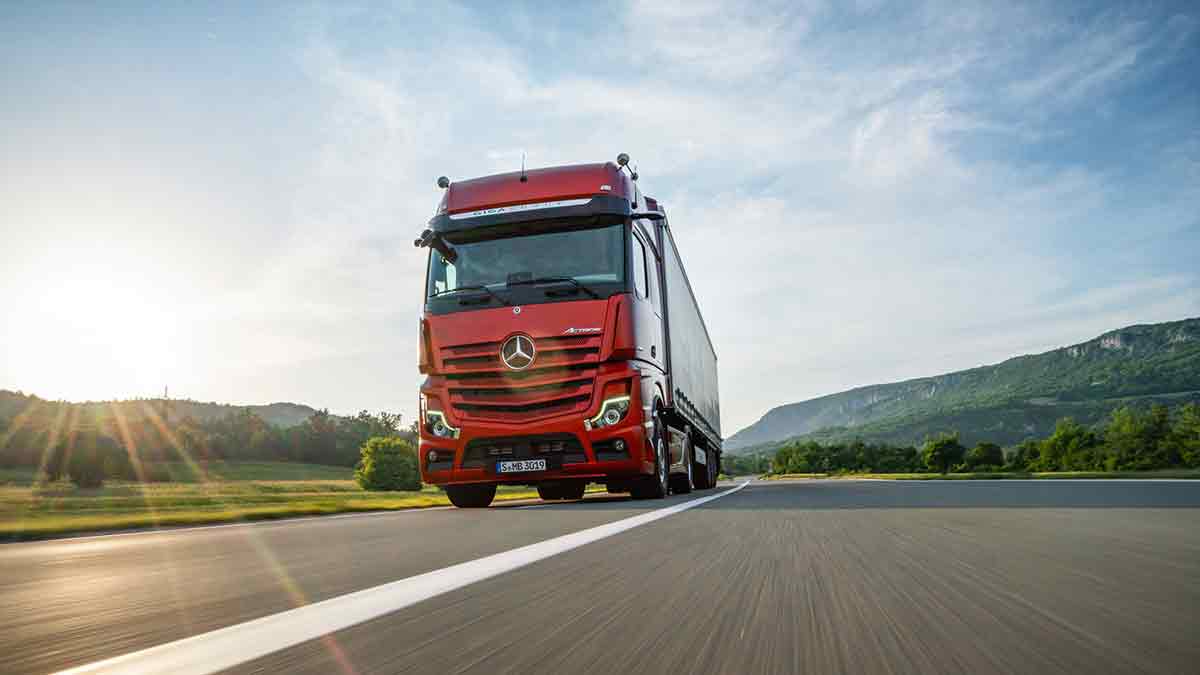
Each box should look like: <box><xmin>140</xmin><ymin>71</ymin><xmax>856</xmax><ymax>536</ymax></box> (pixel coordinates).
<box><xmin>414</xmin><ymin>154</ymin><xmax>721</xmax><ymax>507</ymax></box>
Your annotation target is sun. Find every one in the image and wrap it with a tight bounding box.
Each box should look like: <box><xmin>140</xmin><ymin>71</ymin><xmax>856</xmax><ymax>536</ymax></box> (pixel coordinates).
<box><xmin>7</xmin><ymin>259</ymin><xmax>177</xmax><ymax>402</ymax></box>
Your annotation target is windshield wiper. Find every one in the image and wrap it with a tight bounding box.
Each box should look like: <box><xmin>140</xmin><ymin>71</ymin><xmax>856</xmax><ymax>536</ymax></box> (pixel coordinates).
<box><xmin>430</xmin><ymin>285</ymin><xmax>510</xmax><ymax>305</ymax></box>
<box><xmin>506</xmin><ymin>276</ymin><xmax>600</xmax><ymax>299</ymax></box>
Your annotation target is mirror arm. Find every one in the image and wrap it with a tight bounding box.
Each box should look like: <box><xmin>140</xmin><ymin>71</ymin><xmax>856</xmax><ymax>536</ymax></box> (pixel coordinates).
<box><xmin>413</xmin><ymin>229</ymin><xmax>458</xmax><ymax>263</ymax></box>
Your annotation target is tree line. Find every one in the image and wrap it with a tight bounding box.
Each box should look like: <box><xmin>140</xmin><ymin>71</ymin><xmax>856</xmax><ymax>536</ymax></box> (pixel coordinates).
<box><xmin>1</xmin><ymin>396</ymin><xmax>413</xmax><ymax>485</ymax></box>
<box><xmin>769</xmin><ymin>402</ymin><xmax>1200</xmax><ymax>475</ymax></box>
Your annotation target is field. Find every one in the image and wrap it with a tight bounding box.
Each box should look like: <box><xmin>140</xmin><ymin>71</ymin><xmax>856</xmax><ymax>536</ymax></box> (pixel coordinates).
<box><xmin>0</xmin><ymin>461</ymin><xmax>566</xmax><ymax>541</ymax></box>
<box><xmin>0</xmin><ymin>461</ymin><xmax>354</xmax><ymax>486</ymax></box>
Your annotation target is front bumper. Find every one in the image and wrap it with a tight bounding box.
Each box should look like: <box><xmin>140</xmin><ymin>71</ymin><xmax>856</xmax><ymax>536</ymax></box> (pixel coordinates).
<box><xmin>420</xmin><ymin>418</ymin><xmax>652</xmax><ymax>486</ymax></box>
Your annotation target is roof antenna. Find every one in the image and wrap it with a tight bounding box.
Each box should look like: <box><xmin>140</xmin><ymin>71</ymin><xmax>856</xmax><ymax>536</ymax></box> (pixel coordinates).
<box><xmin>519</xmin><ymin>151</ymin><xmax>528</xmax><ymax>182</ymax></box>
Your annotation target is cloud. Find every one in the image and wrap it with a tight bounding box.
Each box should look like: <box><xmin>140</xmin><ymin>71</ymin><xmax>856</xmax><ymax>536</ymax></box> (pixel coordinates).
<box><xmin>275</xmin><ymin>1</ymin><xmax>1199</xmax><ymax>430</ymax></box>
<box><xmin>626</xmin><ymin>0</ymin><xmax>809</xmax><ymax>80</ymax></box>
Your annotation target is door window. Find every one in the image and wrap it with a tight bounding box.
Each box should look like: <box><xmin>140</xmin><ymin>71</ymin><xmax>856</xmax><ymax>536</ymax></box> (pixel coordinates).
<box><xmin>632</xmin><ymin>233</ymin><xmax>648</xmax><ymax>298</ymax></box>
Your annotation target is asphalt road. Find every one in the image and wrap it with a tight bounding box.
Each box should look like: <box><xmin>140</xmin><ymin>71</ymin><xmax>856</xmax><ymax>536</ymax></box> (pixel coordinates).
<box><xmin>3</xmin><ymin>479</ymin><xmax>1199</xmax><ymax>674</ymax></box>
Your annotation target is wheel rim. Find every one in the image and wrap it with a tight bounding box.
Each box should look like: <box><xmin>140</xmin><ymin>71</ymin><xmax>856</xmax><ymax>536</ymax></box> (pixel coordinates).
<box><xmin>657</xmin><ymin>438</ymin><xmax>668</xmax><ymax>492</ymax></box>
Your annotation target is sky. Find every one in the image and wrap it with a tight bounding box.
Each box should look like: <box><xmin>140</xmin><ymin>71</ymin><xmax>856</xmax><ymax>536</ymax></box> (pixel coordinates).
<box><xmin>1</xmin><ymin>1</ymin><xmax>1198</xmax><ymax>435</ymax></box>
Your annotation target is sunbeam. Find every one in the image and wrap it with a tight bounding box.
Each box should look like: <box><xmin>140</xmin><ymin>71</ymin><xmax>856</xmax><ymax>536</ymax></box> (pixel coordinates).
<box><xmin>133</xmin><ymin>401</ymin><xmax>360</xmax><ymax>675</ymax></box>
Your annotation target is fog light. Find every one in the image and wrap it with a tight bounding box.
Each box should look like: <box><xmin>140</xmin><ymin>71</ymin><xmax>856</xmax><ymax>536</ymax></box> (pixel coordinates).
<box><xmin>427</xmin><ymin>449</ymin><xmax>439</xmax><ymax>464</ymax></box>
<box><xmin>614</xmin><ymin>439</ymin><xmax>626</xmax><ymax>452</ymax></box>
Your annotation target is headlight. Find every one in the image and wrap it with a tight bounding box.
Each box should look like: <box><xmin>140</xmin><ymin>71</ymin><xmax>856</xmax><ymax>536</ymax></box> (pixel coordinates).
<box><xmin>424</xmin><ymin>410</ymin><xmax>460</xmax><ymax>439</ymax></box>
<box><xmin>586</xmin><ymin>395</ymin><xmax>631</xmax><ymax>430</ymax></box>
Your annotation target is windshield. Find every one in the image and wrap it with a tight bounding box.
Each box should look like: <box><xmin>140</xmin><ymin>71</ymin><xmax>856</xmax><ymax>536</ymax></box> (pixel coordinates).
<box><xmin>427</xmin><ymin>223</ymin><xmax>625</xmax><ymax>298</ymax></box>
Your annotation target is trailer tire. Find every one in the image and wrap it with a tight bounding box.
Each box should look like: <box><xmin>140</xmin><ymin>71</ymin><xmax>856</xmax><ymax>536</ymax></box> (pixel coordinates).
<box><xmin>446</xmin><ymin>484</ymin><xmax>496</xmax><ymax>508</ymax></box>
<box><xmin>693</xmin><ymin>443</ymin><xmax>713</xmax><ymax>490</ymax></box>
<box><xmin>671</xmin><ymin>438</ymin><xmax>694</xmax><ymax>494</ymax></box>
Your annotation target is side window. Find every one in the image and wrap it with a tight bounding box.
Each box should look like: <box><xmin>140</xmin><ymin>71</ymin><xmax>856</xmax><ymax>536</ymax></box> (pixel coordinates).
<box><xmin>632</xmin><ymin>234</ymin><xmax>648</xmax><ymax>298</ymax></box>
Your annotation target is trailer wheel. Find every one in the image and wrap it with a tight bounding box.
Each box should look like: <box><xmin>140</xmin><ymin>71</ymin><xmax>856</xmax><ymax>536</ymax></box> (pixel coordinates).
<box><xmin>446</xmin><ymin>484</ymin><xmax>496</xmax><ymax>508</ymax></box>
<box><xmin>632</xmin><ymin>410</ymin><xmax>669</xmax><ymax>500</ymax></box>
<box><xmin>671</xmin><ymin>438</ymin><xmax>694</xmax><ymax>494</ymax></box>
<box><xmin>693</xmin><ymin>443</ymin><xmax>713</xmax><ymax>490</ymax></box>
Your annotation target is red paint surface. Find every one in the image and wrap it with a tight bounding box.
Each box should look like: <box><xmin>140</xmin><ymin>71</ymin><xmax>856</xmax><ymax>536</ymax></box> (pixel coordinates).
<box><xmin>443</xmin><ymin>162</ymin><xmax>633</xmax><ymax>214</ymax></box>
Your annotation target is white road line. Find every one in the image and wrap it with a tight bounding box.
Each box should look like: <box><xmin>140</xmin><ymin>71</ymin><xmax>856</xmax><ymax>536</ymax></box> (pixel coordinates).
<box><xmin>55</xmin><ymin>482</ymin><xmax>750</xmax><ymax>675</ymax></box>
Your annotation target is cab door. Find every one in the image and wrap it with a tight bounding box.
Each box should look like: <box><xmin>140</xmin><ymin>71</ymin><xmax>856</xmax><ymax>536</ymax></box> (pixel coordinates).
<box><xmin>630</xmin><ymin>221</ymin><xmax>665</xmax><ymax>373</ymax></box>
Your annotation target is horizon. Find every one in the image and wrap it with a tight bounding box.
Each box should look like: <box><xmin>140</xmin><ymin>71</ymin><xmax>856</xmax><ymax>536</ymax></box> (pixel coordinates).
<box><xmin>2</xmin><ymin>2</ymin><xmax>1198</xmax><ymax>433</ymax></box>
<box><xmin>7</xmin><ymin>314</ymin><xmax>1196</xmax><ymax>435</ymax></box>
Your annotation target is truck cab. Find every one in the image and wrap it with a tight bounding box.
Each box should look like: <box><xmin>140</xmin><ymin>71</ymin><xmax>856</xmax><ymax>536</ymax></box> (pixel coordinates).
<box><xmin>415</xmin><ymin>156</ymin><xmax>721</xmax><ymax>507</ymax></box>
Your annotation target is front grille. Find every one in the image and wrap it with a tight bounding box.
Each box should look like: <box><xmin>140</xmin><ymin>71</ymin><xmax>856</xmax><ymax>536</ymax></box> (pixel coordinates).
<box><xmin>462</xmin><ymin>433</ymin><xmax>586</xmax><ymax>469</ymax></box>
<box><xmin>440</xmin><ymin>334</ymin><xmax>602</xmax><ymax>423</ymax></box>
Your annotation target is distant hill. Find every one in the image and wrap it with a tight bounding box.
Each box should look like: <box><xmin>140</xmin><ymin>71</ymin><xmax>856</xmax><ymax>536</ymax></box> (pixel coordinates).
<box><xmin>727</xmin><ymin>317</ymin><xmax>1200</xmax><ymax>452</ymax></box>
<box><xmin>0</xmin><ymin>391</ymin><xmax>319</xmax><ymax>429</ymax></box>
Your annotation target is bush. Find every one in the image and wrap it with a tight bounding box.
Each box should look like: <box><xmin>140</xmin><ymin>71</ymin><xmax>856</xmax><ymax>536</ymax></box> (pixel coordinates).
<box><xmin>64</xmin><ymin>430</ymin><xmax>123</xmax><ymax>489</ymax></box>
<box><xmin>923</xmin><ymin>434</ymin><xmax>965</xmax><ymax>474</ymax></box>
<box><xmin>141</xmin><ymin>464</ymin><xmax>174</xmax><ymax>482</ymax></box>
<box><xmin>965</xmin><ymin>442</ymin><xmax>1005</xmax><ymax>470</ymax></box>
<box><xmin>355</xmin><ymin>436</ymin><xmax>420</xmax><ymax>491</ymax></box>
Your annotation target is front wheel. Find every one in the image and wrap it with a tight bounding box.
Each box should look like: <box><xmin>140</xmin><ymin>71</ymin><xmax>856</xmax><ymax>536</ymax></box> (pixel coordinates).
<box><xmin>446</xmin><ymin>484</ymin><xmax>496</xmax><ymax>508</ymax></box>
<box><xmin>559</xmin><ymin>481</ymin><xmax>586</xmax><ymax>500</ymax></box>
<box><xmin>632</xmin><ymin>411</ymin><xmax>669</xmax><ymax>500</ymax></box>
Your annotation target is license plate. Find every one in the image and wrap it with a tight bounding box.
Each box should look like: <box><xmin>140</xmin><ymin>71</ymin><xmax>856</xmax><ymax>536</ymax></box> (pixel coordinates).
<box><xmin>496</xmin><ymin>459</ymin><xmax>547</xmax><ymax>474</ymax></box>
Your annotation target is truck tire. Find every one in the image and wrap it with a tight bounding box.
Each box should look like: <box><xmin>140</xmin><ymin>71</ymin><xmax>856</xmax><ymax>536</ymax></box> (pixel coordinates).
<box><xmin>537</xmin><ymin>484</ymin><xmax>562</xmax><ymax>501</ymax></box>
<box><xmin>606</xmin><ymin>480</ymin><xmax>631</xmax><ymax>494</ymax></box>
<box><xmin>446</xmin><ymin>484</ymin><xmax>496</xmax><ymax>508</ymax></box>
<box><xmin>670</xmin><ymin>438</ymin><xmax>694</xmax><ymax>494</ymax></box>
<box><xmin>632</xmin><ymin>411</ymin><xmax>669</xmax><ymax>500</ymax></box>
<box><xmin>693</xmin><ymin>443</ymin><xmax>713</xmax><ymax>490</ymax></box>
<box><xmin>560</xmin><ymin>481</ymin><xmax>586</xmax><ymax>500</ymax></box>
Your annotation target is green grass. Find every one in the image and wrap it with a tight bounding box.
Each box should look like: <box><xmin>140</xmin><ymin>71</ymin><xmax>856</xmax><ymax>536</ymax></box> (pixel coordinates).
<box><xmin>765</xmin><ymin>469</ymin><xmax>1200</xmax><ymax>481</ymax></box>
<box><xmin>152</xmin><ymin>461</ymin><xmax>355</xmax><ymax>482</ymax></box>
<box><xmin>0</xmin><ymin>481</ymin><xmax>560</xmax><ymax>540</ymax></box>
<box><xmin>0</xmin><ymin>461</ymin><xmax>353</xmax><ymax>486</ymax></box>
<box><xmin>0</xmin><ymin>461</ymin><xmax>608</xmax><ymax>541</ymax></box>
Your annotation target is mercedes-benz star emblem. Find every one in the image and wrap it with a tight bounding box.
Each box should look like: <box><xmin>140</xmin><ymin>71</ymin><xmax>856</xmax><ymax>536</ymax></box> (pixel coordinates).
<box><xmin>500</xmin><ymin>334</ymin><xmax>536</xmax><ymax>370</ymax></box>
